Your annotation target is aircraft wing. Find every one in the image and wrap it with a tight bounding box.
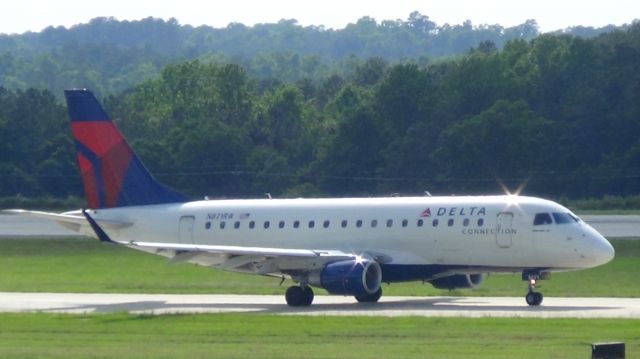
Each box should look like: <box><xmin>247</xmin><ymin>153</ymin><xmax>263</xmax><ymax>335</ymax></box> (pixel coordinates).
<box><xmin>128</xmin><ymin>241</ymin><xmax>350</xmax><ymax>258</ymax></box>
<box><xmin>126</xmin><ymin>241</ymin><xmax>361</xmax><ymax>275</ymax></box>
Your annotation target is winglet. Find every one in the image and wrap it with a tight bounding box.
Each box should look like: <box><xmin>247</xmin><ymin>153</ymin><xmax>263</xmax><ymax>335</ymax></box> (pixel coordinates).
<box><xmin>82</xmin><ymin>209</ymin><xmax>115</xmax><ymax>243</ymax></box>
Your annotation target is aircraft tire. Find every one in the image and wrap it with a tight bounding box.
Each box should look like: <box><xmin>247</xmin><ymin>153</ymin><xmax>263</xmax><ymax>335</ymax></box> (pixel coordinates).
<box><xmin>355</xmin><ymin>287</ymin><xmax>383</xmax><ymax>303</ymax></box>
<box><xmin>286</xmin><ymin>286</ymin><xmax>314</xmax><ymax>306</ymax></box>
<box><xmin>302</xmin><ymin>286</ymin><xmax>314</xmax><ymax>306</ymax></box>
<box><xmin>534</xmin><ymin>292</ymin><xmax>543</xmax><ymax>305</ymax></box>
<box><xmin>525</xmin><ymin>291</ymin><xmax>543</xmax><ymax>306</ymax></box>
<box><xmin>285</xmin><ymin>286</ymin><xmax>304</xmax><ymax>306</ymax></box>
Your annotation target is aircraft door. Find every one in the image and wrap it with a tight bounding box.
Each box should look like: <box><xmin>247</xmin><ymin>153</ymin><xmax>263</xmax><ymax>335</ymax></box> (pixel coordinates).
<box><xmin>495</xmin><ymin>212</ymin><xmax>514</xmax><ymax>248</ymax></box>
<box><xmin>179</xmin><ymin>215</ymin><xmax>195</xmax><ymax>243</ymax></box>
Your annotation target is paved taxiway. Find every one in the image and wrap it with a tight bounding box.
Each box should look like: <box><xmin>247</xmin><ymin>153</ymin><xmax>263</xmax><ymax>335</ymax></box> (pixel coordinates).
<box><xmin>1</xmin><ymin>293</ymin><xmax>639</xmax><ymax>318</ymax></box>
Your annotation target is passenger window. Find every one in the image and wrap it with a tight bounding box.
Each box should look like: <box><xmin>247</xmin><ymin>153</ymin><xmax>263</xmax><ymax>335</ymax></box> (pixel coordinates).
<box><xmin>371</xmin><ymin>220</ymin><xmax>378</xmax><ymax>228</ymax></box>
<box><xmin>356</xmin><ymin>220</ymin><xmax>363</xmax><ymax>228</ymax></box>
<box><xmin>386</xmin><ymin>219</ymin><xmax>393</xmax><ymax>228</ymax></box>
<box><xmin>463</xmin><ymin>218</ymin><xmax>469</xmax><ymax>227</ymax></box>
<box><xmin>534</xmin><ymin>213</ymin><xmax>553</xmax><ymax>226</ymax></box>
<box><xmin>402</xmin><ymin>219</ymin><xmax>408</xmax><ymax>227</ymax></box>
<box><xmin>264</xmin><ymin>221</ymin><xmax>270</xmax><ymax>229</ymax></box>
<box><xmin>432</xmin><ymin>219</ymin><xmax>439</xmax><ymax>227</ymax></box>
<box><xmin>279</xmin><ymin>220</ymin><xmax>285</xmax><ymax>229</ymax></box>
<box><xmin>205</xmin><ymin>221</ymin><xmax>211</xmax><ymax>230</ymax></box>
<box><xmin>448</xmin><ymin>219</ymin><xmax>454</xmax><ymax>227</ymax></box>
<box><xmin>234</xmin><ymin>221</ymin><xmax>240</xmax><ymax>229</ymax></box>
<box><xmin>293</xmin><ymin>220</ymin><xmax>300</xmax><ymax>229</ymax></box>
<box><xmin>341</xmin><ymin>220</ymin><xmax>348</xmax><ymax>228</ymax></box>
<box><xmin>323</xmin><ymin>220</ymin><xmax>330</xmax><ymax>228</ymax></box>
<box><xmin>478</xmin><ymin>218</ymin><xmax>484</xmax><ymax>227</ymax></box>
<box><xmin>417</xmin><ymin>219</ymin><xmax>423</xmax><ymax>227</ymax></box>
<box><xmin>309</xmin><ymin>220</ymin><xmax>315</xmax><ymax>229</ymax></box>
<box><xmin>249</xmin><ymin>221</ymin><xmax>255</xmax><ymax>229</ymax></box>
<box><xmin>220</xmin><ymin>221</ymin><xmax>226</xmax><ymax>229</ymax></box>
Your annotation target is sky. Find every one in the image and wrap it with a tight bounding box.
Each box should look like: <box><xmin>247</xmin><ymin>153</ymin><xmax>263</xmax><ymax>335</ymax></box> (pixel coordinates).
<box><xmin>1</xmin><ymin>0</ymin><xmax>638</xmax><ymax>35</ymax></box>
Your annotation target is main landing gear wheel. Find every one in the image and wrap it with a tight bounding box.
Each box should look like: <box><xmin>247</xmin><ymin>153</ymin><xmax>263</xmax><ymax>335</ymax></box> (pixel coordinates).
<box><xmin>355</xmin><ymin>287</ymin><xmax>383</xmax><ymax>303</ymax></box>
<box><xmin>285</xmin><ymin>286</ymin><xmax>314</xmax><ymax>307</ymax></box>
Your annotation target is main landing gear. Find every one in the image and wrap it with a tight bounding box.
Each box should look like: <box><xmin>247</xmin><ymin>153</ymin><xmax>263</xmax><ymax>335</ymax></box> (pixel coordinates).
<box><xmin>285</xmin><ymin>285</ymin><xmax>314</xmax><ymax>307</ymax></box>
<box><xmin>523</xmin><ymin>271</ymin><xmax>548</xmax><ymax>306</ymax></box>
<box><xmin>284</xmin><ymin>286</ymin><xmax>383</xmax><ymax>306</ymax></box>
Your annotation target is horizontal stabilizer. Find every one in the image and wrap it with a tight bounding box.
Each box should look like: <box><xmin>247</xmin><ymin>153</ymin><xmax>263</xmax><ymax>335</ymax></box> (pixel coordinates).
<box><xmin>3</xmin><ymin>209</ymin><xmax>132</xmax><ymax>230</ymax></box>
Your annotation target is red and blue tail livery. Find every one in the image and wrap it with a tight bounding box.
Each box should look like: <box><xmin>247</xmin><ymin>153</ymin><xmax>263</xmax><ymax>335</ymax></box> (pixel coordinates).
<box><xmin>65</xmin><ymin>89</ymin><xmax>187</xmax><ymax>208</ymax></box>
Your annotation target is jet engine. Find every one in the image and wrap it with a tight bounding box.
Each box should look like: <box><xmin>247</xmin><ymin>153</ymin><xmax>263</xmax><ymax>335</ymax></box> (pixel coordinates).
<box><xmin>429</xmin><ymin>273</ymin><xmax>486</xmax><ymax>290</ymax></box>
<box><xmin>309</xmin><ymin>258</ymin><xmax>382</xmax><ymax>297</ymax></box>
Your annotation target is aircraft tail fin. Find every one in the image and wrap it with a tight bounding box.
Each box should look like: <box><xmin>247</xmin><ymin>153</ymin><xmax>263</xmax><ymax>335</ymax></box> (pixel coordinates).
<box><xmin>64</xmin><ymin>89</ymin><xmax>188</xmax><ymax>209</ymax></box>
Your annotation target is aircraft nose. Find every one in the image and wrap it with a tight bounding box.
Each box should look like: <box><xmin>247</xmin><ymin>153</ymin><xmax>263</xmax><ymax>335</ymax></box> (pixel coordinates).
<box><xmin>589</xmin><ymin>232</ymin><xmax>615</xmax><ymax>267</ymax></box>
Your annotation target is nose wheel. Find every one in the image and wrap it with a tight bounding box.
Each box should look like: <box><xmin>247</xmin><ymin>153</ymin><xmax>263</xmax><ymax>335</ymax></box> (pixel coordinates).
<box><xmin>525</xmin><ymin>277</ymin><xmax>543</xmax><ymax>306</ymax></box>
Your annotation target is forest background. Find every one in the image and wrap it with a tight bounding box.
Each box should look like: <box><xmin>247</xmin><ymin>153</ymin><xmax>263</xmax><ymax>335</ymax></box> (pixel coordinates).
<box><xmin>1</xmin><ymin>13</ymin><xmax>639</xmax><ymax>207</ymax></box>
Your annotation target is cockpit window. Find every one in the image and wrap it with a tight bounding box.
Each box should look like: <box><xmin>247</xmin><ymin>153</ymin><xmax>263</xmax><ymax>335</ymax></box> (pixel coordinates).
<box><xmin>553</xmin><ymin>212</ymin><xmax>579</xmax><ymax>224</ymax></box>
<box><xmin>533</xmin><ymin>213</ymin><xmax>553</xmax><ymax>226</ymax></box>
<box><xmin>569</xmin><ymin>213</ymin><xmax>582</xmax><ymax>223</ymax></box>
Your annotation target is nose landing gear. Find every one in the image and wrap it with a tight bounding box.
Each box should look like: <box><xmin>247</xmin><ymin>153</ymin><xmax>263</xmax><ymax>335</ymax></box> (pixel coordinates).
<box><xmin>525</xmin><ymin>278</ymin><xmax>543</xmax><ymax>306</ymax></box>
<box><xmin>522</xmin><ymin>271</ymin><xmax>549</xmax><ymax>306</ymax></box>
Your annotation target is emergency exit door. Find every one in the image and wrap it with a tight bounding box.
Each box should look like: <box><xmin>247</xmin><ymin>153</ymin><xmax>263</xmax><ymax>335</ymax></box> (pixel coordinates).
<box><xmin>179</xmin><ymin>215</ymin><xmax>195</xmax><ymax>243</ymax></box>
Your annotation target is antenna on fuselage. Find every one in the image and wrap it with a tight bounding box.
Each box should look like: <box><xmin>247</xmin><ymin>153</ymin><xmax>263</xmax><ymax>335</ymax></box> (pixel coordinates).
<box><xmin>424</xmin><ymin>191</ymin><xmax>432</xmax><ymax>197</ymax></box>
<box><xmin>264</xmin><ymin>193</ymin><xmax>272</xmax><ymax>199</ymax></box>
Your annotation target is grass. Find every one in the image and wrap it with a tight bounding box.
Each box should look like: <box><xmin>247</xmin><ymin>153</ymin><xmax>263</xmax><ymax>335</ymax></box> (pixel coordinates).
<box><xmin>0</xmin><ymin>238</ymin><xmax>638</xmax><ymax>297</ymax></box>
<box><xmin>0</xmin><ymin>313</ymin><xmax>638</xmax><ymax>358</ymax></box>
<box><xmin>0</xmin><ymin>239</ymin><xmax>638</xmax><ymax>359</ymax></box>
<box><xmin>0</xmin><ymin>238</ymin><xmax>283</xmax><ymax>294</ymax></box>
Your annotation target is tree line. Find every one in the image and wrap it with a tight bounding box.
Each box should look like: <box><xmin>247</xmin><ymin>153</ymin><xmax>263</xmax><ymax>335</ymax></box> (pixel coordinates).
<box><xmin>0</xmin><ymin>13</ymin><xmax>629</xmax><ymax>97</ymax></box>
<box><xmin>1</xmin><ymin>23</ymin><xmax>640</xmax><ymax>203</ymax></box>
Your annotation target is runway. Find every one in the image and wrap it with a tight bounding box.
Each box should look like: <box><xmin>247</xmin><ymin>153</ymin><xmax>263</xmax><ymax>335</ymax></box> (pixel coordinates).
<box><xmin>1</xmin><ymin>292</ymin><xmax>639</xmax><ymax>318</ymax></box>
<box><xmin>581</xmin><ymin>215</ymin><xmax>640</xmax><ymax>238</ymax></box>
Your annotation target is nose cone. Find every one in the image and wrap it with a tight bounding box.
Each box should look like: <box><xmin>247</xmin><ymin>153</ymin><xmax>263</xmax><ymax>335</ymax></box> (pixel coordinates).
<box><xmin>583</xmin><ymin>226</ymin><xmax>615</xmax><ymax>267</ymax></box>
<box><xmin>593</xmin><ymin>235</ymin><xmax>615</xmax><ymax>266</ymax></box>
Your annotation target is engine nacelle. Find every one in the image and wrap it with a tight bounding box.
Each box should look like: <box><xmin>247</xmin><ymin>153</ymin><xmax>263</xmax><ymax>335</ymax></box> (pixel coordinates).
<box><xmin>309</xmin><ymin>259</ymin><xmax>382</xmax><ymax>296</ymax></box>
<box><xmin>429</xmin><ymin>274</ymin><xmax>486</xmax><ymax>290</ymax></box>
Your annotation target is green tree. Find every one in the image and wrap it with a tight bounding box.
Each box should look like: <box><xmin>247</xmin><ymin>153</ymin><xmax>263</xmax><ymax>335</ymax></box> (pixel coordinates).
<box><xmin>432</xmin><ymin>100</ymin><xmax>553</xmax><ymax>192</ymax></box>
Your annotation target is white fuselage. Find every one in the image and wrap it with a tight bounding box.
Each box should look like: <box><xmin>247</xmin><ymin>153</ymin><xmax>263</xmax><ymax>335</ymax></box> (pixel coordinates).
<box><xmin>87</xmin><ymin>195</ymin><xmax>614</xmax><ymax>278</ymax></box>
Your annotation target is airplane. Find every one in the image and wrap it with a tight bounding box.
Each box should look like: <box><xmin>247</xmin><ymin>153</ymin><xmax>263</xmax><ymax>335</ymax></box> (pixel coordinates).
<box><xmin>8</xmin><ymin>89</ymin><xmax>615</xmax><ymax>307</ymax></box>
